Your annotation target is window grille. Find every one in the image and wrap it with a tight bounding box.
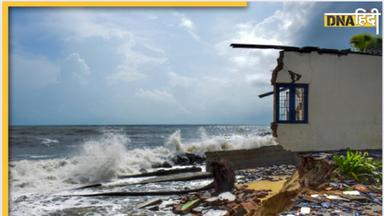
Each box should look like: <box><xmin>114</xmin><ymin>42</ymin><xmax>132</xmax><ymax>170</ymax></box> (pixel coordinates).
<box><xmin>278</xmin><ymin>87</ymin><xmax>289</xmax><ymax>121</ymax></box>
<box><xmin>275</xmin><ymin>83</ymin><xmax>308</xmax><ymax>123</ymax></box>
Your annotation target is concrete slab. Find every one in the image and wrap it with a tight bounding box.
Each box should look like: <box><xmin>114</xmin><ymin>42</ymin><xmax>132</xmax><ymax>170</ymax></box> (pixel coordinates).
<box><xmin>205</xmin><ymin>145</ymin><xmax>299</xmax><ymax>170</ymax></box>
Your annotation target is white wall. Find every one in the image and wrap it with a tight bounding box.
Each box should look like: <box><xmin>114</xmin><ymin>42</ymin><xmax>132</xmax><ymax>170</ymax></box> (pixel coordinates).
<box><xmin>275</xmin><ymin>51</ymin><xmax>382</xmax><ymax>151</ymax></box>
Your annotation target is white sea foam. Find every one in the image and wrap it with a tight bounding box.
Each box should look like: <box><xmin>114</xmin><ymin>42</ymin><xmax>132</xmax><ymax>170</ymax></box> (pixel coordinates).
<box><xmin>38</xmin><ymin>137</ymin><xmax>59</xmax><ymax>146</ymax></box>
<box><xmin>11</xmin><ymin>132</ymin><xmax>173</xmax><ymax>195</ymax></box>
<box><xmin>10</xmin><ymin>129</ymin><xmax>276</xmax><ymax>215</ymax></box>
<box><xmin>166</xmin><ymin>129</ymin><xmax>277</xmax><ymax>155</ymax></box>
<box><xmin>11</xmin><ymin>130</ymin><xmax>275</xmax><ymax>192</ymax></box>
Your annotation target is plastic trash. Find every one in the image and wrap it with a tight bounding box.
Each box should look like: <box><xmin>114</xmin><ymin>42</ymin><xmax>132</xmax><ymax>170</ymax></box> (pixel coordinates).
<box><xmin>300</xmin><ymin>207</ymin><xmax>311</xmax><ymax>214</ymax></box>
<box><xmin>325</xmin><ymin>195</ymin><xmax>343</xmax><ymax>200</ymax></box>
<box><xmin>343</xmin><ymin>191</ymin><xmax>360</xmax><ymax>196</ymax></box>
<box><xmin>218</xmin><ymin>192</ymin><xmax>236</xmax><ymax>202</ymax></box>
<box><xmin>321</xmin><ymin>202</ymin><xmax>331</xmax><ymax>208</ymax></box>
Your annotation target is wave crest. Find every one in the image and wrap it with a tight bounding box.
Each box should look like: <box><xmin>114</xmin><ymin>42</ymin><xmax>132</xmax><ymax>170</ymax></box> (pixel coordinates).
<box><xmin>11</xmin><ymin>128</ymin><xmax>276</xmax><ymax>195</ymax></box>
<box><xmin>166</xmin><ymin>128</ymin><xmax>277</xmax><ymax>155</ymax></box>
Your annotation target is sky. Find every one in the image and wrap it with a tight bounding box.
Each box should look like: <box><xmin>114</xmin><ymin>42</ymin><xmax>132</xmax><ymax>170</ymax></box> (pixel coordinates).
<box><xmin>10</xmin><ymin>2</ymin><xmax>382</xmax><ymax>125</ymax></box>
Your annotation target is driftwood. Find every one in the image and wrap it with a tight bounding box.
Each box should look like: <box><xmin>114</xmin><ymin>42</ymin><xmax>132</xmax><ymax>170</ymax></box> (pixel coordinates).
<box><xmin>118</xmin><ymin>167</ymin><xmax>202</xmax><ymax>179</ymax></box>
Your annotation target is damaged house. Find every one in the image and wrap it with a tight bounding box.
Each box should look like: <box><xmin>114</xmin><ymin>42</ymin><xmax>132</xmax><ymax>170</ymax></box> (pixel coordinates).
<box><xmin>232</xmin><ymin>44</ymin><xmax>382</xmax><ymax>152</ymax></box>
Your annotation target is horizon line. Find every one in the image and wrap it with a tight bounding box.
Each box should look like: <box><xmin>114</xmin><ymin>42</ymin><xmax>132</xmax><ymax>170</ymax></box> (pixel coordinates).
<box><xmin>10</xmin><ymin>123</ymin><xmax>270</xmax><ymax>127</ymax></box>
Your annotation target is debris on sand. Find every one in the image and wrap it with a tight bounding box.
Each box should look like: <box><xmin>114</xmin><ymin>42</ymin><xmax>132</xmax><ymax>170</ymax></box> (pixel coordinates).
<box><xmin>173</xmin><ymin>198</ymin><xmax>202</xmax><ymax>214</ymax></box>
<box><xmin>170</xmin><ymin>154</ymin><xmax>382</xmax><ymax>216</ymax></box>
<box><xmin>137</xmin><ymin>198</ymin><xmax>163</xmax><ymax>209</ymax></box>
<box><xmin>71</xmin><ymin>152</ymin><xmax>381</xmax><ymax>216</ymax></box>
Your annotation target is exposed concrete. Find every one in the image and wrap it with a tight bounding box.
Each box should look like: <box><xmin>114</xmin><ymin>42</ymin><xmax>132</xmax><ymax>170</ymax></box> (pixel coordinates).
<box><xmin>205</xmin><ymin>145</ymin><xmax>298</xmax><ymax>170</ymax></box>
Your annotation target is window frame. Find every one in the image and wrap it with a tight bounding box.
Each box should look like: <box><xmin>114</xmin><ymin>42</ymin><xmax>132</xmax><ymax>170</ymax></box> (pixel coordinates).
<box><xmin>275</xmin><ymin>83</ymin><xmax>308</xmax><ymax>124</ymax></box>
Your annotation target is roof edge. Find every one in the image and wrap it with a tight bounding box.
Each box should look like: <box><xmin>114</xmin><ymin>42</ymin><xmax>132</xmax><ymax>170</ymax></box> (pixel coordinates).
<box><xmin>230</xmin><ymin>43</ymin><xmax>382</xmax><ymax>56</ymax></box>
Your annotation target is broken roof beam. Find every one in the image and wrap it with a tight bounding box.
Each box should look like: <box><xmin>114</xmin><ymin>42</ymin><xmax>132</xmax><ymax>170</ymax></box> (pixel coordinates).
<box><xmin>230</xmin><ymin>43</ymin><xmax>328</xmax><ymax>53</ymax></box>
<box><xmin>258</xmin><ymin>91</ymin><xmax>274</xmax><ymax>98</ymax></box>
<box><xmin>259</xmin><ymin>87</ymin><xmax>289</xmax><ymax>98</ymax></box>
<box><xmin>230</xmin><ymin>43</ymin><xmax>299</xmax><ymax>51</ymax></box>
<box><xmin>230</xmin><ymin>43</ymin><xmax>381</xmax><ymax>56</ymax></box>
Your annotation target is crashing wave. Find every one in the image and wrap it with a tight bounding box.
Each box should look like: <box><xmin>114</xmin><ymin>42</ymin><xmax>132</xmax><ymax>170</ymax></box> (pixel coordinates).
<box><xmin>166</xmin><ymin>128</ymin><xmax>277</xmax><ymax>156</ymax></box>
<box><xmin>10</xmin><ymin>129</ymin><xmax>276</xmax><ymax>196</ymax></box>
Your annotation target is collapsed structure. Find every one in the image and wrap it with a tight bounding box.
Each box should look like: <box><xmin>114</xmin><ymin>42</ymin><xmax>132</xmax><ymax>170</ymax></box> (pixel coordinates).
<box><xmin>232</xmin><ymin>44</ymin><xmax>382</xmax><ymax>152</ymax></box>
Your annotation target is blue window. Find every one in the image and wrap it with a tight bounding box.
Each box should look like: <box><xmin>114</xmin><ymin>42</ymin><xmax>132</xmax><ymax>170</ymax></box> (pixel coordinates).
<box><xmin>275</xmin><ymin>83</ymin><xmax>308</xmax><ymax>123</ymax></box>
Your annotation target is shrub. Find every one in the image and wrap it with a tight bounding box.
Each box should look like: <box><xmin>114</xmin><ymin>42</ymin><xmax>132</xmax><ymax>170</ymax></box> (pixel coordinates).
<box><xmin>332</xmin><ymin>148</ymin><xmax>382</xmax><ymax>183</ymax></box>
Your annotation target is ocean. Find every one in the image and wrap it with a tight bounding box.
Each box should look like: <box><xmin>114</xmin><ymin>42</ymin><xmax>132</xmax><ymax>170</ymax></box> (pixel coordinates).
<box><xmin>10</xmin><ymin>125</ymin><xmax>276</xmax><ymax>215</ymax></box>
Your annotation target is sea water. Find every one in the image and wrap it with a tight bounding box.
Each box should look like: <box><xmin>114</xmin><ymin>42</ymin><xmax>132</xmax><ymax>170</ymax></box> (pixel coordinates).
<box><xmin>10</xmin><ymin>125</ymin><xmax>276</xmax><ymax>215</ymax></box>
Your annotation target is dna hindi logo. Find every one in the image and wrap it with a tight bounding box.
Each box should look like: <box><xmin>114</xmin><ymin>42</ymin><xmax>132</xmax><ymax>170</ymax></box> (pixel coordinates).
<box><xmin>324</xmin><ymin>8</ymin><xmax>381</xmax><ymax>34</ymax></box>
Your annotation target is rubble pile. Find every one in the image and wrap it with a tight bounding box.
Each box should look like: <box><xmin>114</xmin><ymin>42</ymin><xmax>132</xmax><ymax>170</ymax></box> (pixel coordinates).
<box><xmin>278</xmin><ymin>152</ymin><xmax>383</xmax><ymax>215</ymax></box>
<box><xmin>134</xmin><ymin>162</ymin><xmax>295</xmax><ymax>215</ymax></box>
<box><xmin>171</xmin><ymin>187</ymin><xmax>272</xmax><ymax>216</ymax></box>
<box><xmin>236</xmin><ymin>164</ymin><xmax>296</xmax><ymax>184</ymax></box>
<box><xmin>84</xmin><ymin>151</ymin><xmax>381</xmax><ymax>215</ymax></box>
<box><xmin>281</xmin><ymin>181</ymin><xmax>383</xmax><ymax>215</ymax></box>
<box><xmin>134</xmin><ymin>154</ymin><xmax>382</xmax><ymax>215</ymax></box>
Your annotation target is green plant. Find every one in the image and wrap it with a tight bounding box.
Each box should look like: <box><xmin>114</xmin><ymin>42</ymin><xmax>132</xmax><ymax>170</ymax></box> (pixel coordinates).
<box><xmin>333</xmin><ymin>148</ymin><xmax>382</xmax><ymax>183</ymax></box>
<box><xmin>350</xmin><ymin>33</ymin><xmax>382</xmax><ymax>54</ymax></box>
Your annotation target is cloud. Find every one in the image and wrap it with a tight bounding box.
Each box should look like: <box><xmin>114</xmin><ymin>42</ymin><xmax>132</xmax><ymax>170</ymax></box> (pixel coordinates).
<box><xmin>236</xmin><ymin>2</ymin><xmax>314</xmax><ymax>44</ymax></box>
<box><xmin>61</xmin><ymin>53</ymin><xmax>91</xmax><ymax>84</ymax></box>
<box><xmin>117</xmin><ymin>41</ymin><xmax>167</xmax><ymax>65</ymax></box>
<box><xmin>157</xmin><ymin>3</ymin><xmax>317</xmax><ymax>122</ymax></box>
<box><xmin>10</xmin><ymin>4</ymin><xmax>321</xmax><ymax>125</ymax></box>
<box><xmin>216</xmin><ymin>2</ymin><xmax>315</xmax><ymax>69</ymax></box>
<box><xmin>136</xmin><ymin>88</ymin><xmax>175</xmax><ymax>102</ymax></box>
<box><xmin>135</xmin><ymin>88</ymin><xmax>190</xmax><ymax>114</ymax></box>
<box><xmin>105</xmin><ymin>3</ymin><xmax>317</xmax><ymax>123</ymax></box>
<box><xmin>147</xmin><ymin>15</ymin><xmax>158</xmax><ymax>20</ymax></box>
<box><xmin>42</xmin><ymin>11</ymin><xmax>168</xmax><ymax>85</ymax></box>
<box><xmin>45</xmin><ymin>11</ymin><xmax>130</xmax><ymax>41</ymax></box>
<box><xmin>245</xmin><ymin>74</ymin><xmax>270</xmax><ymax>87</ymax></box>
<box><xmin>212</xmin><ymin>2</ymin><xmax>315</xmax><ymax>93</ymax></box>
<box><xmin>107</xmin><ymin>39</ymin><xmax>168</xmax><ymax>84</ymax></box>
<box><xmin>163</xmin><ymin>71</ymin><xmax>272</xmax><ymax>123</ymax></box>
<box><xmin>174</xmin><ymin>13</ymin><xmax>200</xmax><ymax>41</ymax></box>
<box><xmin>180</xmin><ymin>15</ymin><xmax>194</xmax><ymax>30</ymax></box>
<box><xmin>107</xmin><ymin>65</ymin><xmax>147</xmax><ymax>83</ymax></box>
<box><xmin>11</xmin><ymin>54</ymin><xmax>60</xmax><ymax>89</ymax></box>
<box><xmin>168</xmin><ymin>72</ymin><xmax>197</xmax><ymax>88</ymax></box>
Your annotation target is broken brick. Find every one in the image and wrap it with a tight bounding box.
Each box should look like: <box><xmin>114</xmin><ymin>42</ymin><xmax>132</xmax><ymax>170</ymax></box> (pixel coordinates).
<box><xmin>232</xmin><ymin>204</ymin><xmax>247</xmax><ymax>216</ymax></box>
<box><xmin>241</xmin><ymin>201</ymin><xmax>259</xmax><ymax>213</ymax></box>
<box><xmin>353</xmin><ymin>184</ymin><xmax>369</xmax><ymax>193</ymax></box>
